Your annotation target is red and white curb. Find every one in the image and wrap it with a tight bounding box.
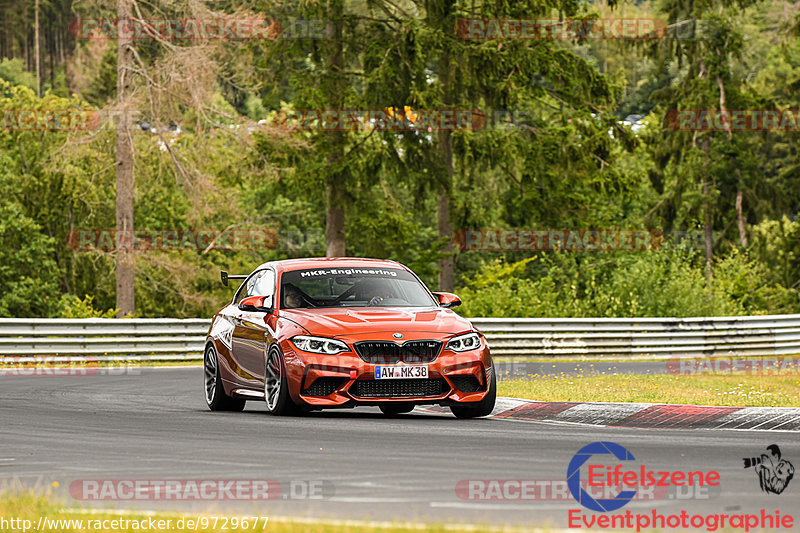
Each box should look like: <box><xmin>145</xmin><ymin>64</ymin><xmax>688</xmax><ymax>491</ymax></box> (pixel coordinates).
<box><xmin>419</xmin><ymin>398</ymin><xmax>800</xmax><ymax>431</ymax></box>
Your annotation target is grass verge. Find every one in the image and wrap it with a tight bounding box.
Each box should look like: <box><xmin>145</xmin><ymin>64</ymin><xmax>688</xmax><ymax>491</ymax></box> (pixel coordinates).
<box><xmin>497</xmin><ymin>374</ymin><xmax>800</xmax><ymax>407</ymax></box>
<box><xmin>0</xmin><ymin>491</ymin><xmax>537</xmax><ymax>533</ymax></box>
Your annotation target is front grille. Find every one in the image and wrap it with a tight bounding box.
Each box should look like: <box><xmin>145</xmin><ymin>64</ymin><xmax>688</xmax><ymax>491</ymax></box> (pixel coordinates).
<box><xmin>354</xmin><ymin>340</ymin><xmax>442</xmax><ymax>364</ymax></box>
<box><xmin>302</xmin><ymin>377</ymin><xmax>348</xmax><ymax>397</ymax></box>
<box><xmin>450</xmin><ymin>375</ymin><xmax>484</xmax><ymax>393</ymax></box>
<box><xmin>351</xmin><ymin>378</ymin><xmax>447</xmax><ymax>398</ymax></box>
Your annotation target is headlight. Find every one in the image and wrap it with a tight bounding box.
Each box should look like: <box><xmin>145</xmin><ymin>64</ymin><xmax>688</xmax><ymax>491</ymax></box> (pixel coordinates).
<box><xmin>446</xmin><ymin>332</ymin><xmax>481</xmax><ymax>352</ymax></box>
<box><xmin>291</xmin><ymin>335</ymin><xmax>349</xmax><ymax>355</ymax></box>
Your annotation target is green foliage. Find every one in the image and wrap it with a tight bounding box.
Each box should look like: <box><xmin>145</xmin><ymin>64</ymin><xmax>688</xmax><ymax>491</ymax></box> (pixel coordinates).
<box><xmin>0</xmin><ymin>1</ymin><xmax>799</xmax><ymax>320</ymax></box>
<box><xmin>0</xmin><ymin>199</ymin><xmax>58</xmax><ymax>317</ymax></box>
<box><xmin>0</xmin><ymin>58</ymin><xmax>37</xmax><ymax>90</ymax></box>
<box><xmin>243</xmin><ymin>93</ymin><xmax>267</xmax><ymax>121</ymax></box>
<box><xmin>56</xmin><ymin>294</ymin><xmax>118</xmax><ymax>318</ymax></box>
<box><xmin>83</xmin><ymin>46</ymin><xmax>117</xmax><ymax>106</ymax></box>
<box><xmin>456</xmin><ymin>245</ymin><xmax>798</xmax><ymax>318</ymax></box>
<box><xmin>750</xmin><ymin>216</ymin><xmax>800</xmax><ymax>290</ymax></box>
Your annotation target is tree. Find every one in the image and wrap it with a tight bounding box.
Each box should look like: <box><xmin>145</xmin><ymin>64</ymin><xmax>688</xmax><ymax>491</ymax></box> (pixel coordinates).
<box><xmin>643</xmin><ymin>1</ymin><xmax>764</xmax><ymax>277</ymax></box>
<box><xmin>115</xmin><ymin>0</ymin><xmax>135</xmax><ymax>316</ymax></box>
<box><xmin>365</xmin><ymin>0</ymin><xmax>630</xmax><ymax>289</ymax></box>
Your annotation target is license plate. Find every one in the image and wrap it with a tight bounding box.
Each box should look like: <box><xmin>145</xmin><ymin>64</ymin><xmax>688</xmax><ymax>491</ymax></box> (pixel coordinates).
<box><xmin>375</xmin><ymin>365</ymin><xmax>428</xmax><ymax>379</ymax></box>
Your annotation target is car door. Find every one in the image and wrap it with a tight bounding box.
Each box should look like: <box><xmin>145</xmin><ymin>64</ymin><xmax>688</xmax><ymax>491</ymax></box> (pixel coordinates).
<box><xmin>231</xmin><ymin>268</ymin><xmax>276</xmax><ymax>386</ymax></box>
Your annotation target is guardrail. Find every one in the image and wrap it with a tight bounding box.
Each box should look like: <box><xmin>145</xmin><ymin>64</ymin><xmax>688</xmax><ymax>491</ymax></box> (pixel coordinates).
<box><xmin>1</xmin><ymin>315</ymin><xmax>799</xmax><ymax>360</ymax></box>
<box><xmin>473</xmin><ymin>315</ymin><xmax>800</xmax><ymax>357</ymax></box>
<box><xmin>0</xmin><ymin>319</ymin><xmax>208</xmax><ymax>358</ymax></box>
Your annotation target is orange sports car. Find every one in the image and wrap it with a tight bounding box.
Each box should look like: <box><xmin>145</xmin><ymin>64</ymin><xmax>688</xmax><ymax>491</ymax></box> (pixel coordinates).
<box><xmin>204</xmin><ymin>258</ymin><xmax>495</xmax><ymax>418</ymax></box>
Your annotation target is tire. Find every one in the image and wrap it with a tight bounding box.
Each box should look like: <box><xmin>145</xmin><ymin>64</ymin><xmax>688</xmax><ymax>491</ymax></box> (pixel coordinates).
<box><xmin>264</xmin><ymin>347</ymin><xmax>301</xmax><ymax>416</ymax></box>
<box><xmin>449</xmin><ymin>367</ymin><xmax>496</xmax><ymax>419</ymax></box>
<box><xmin>379</xmin><ymin>402</ymin><xmax>415</xmax><ymax>416</ymax></box>
<box><xmin>204</xmin><ymin>344</ymin><xmax>246</xmax><ymax>412</ymax></box>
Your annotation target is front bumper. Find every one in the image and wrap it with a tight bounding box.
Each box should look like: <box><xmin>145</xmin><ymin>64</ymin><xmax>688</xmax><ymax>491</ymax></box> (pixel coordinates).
<box><xmin>281</xmin><ymin>340</ymin><xmax>493</xmax><ymax>407</ymax></box>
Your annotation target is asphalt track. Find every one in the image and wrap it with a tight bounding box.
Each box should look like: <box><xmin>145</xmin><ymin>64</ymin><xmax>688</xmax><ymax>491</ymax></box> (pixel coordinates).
<box><xmin>1</xmin><ymin>367</ymin><xmax>797</xmax><ymax>529</ymax></box>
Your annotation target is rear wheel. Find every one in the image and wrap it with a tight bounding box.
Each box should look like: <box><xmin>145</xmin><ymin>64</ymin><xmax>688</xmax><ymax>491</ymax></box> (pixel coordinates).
<box><xmin>379</xmin><ymin>402</ymin><xmax>415</xmax><ymax>416</ymax></box>
<box><xmin>449</xmin><ymin>368</ymin><xmax>496</xmax><ymax>419</ymax></box>
<box><xmin>204</xmin><ymin>344</ymin><xmax>246</xmax><ymax>412</ymax></box>
<box><xmin>264</xmin><ymin>347</ymin><xmax>300</xmax><ymax>416</ymax></box>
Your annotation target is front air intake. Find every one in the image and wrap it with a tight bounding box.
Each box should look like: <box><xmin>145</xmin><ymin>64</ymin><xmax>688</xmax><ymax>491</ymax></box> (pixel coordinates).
<box><xmin>354</xmin><ymin>340</ymin><xmax>442</xmax><ymax>364</ymax></box>
<box><xmin>350</xmin><ymin>378</ymin><xmax>447</xmax><ymax>398</ymax></box>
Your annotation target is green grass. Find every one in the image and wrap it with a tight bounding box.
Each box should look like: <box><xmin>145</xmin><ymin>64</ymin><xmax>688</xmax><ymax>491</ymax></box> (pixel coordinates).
<box><xmin>492</xmin><ymin>356</ymin><xmax>662</xmax><ymax>363</ymax></box>
<box><xmin>498</xmin><ymin>374</ymin><xmax>800</xmax><ymax>407</ymax></box>
<box><xmin>108</xmin><ymin>360</ymin><xmax>200</xmax><ymax>367</ymax></box>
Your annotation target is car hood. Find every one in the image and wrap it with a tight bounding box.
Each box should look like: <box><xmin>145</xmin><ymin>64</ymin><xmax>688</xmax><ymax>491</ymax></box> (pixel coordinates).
<box><xmin>280</xmin><ymin>307</ymin><xmax>475</xmax><ymax>338</ymax></box>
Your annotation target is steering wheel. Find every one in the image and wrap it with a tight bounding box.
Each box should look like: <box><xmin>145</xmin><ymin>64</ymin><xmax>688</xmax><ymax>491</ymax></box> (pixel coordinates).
<box><xmin>367</xmin><ymin>296</ymin><xmax>385</xmax><ymax>306</ymax></box>
<box><xmin>296</xmin><ymin>293</ymin><xmax>317</xmax><ymax>308</ymax></box>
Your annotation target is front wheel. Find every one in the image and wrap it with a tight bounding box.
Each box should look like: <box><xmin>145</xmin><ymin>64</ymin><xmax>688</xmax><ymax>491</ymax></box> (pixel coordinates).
<box><xmin>264</xmin><ymin>347</ymin><xmax>300</xmax><ymax>416</ymax></box>
<box><xmin>204</xmin><ymin>344</ymin><xmax>246</xmax><ymax>412</ymax></box>
<box><xmin>449</xmin><ymin>368</ymin><xmax>496</xmax><ymax>419</ymax></box>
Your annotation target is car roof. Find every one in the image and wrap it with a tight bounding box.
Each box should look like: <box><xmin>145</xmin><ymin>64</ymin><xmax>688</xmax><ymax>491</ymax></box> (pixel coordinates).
<box><xmin>255</xmin><ymin>257</ymin><xmax>406</xmax><ymax>274</ymax></box>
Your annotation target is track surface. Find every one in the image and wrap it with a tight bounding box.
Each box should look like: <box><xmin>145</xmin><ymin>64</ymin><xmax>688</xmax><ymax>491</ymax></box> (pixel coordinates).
<box><xmin>1</xmin><ymin>368</ymin><xmax>796</xmax><ymax>528</ymax></box>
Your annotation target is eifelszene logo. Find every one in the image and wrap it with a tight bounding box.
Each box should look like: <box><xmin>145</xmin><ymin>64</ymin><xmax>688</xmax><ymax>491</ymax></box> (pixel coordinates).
<box><xmin>567</xmin><ymin>441</ymin><xmax>638</xmax><ymax>512</ymax></box>
<box><xmin>744</xmin><ymin>444</ymin><xmax>794</xmax><ymax>495</ymax></box>
<box><xmin>567</xmin><ymin>441</ymin><xmax>721</xmax><ymax>512</ymax></box>
<box><xmin>567</xmin><ymin>441</ymin><xmax>795</xmax><ymax>530</ymax></box>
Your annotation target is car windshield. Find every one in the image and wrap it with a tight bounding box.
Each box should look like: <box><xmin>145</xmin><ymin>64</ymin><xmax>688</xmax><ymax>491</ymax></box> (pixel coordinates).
<box><xmin>280</xmin><ymin>267</ymin><xmax>437</xmax><ymax>309</ymax></box>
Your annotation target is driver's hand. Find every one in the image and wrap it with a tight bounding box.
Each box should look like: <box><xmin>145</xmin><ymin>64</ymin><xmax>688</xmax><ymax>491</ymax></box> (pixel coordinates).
<box><xmin>368</xmin><ymin>296</ymin><xmax>385</xmax><ymax>306</ymax></box>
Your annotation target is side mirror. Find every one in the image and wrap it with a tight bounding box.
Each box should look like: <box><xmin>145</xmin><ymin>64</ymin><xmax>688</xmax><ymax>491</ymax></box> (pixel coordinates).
<box><xmin>238</xmin><ymin>295</ymin><xmax>273</xmax><ymax>313</ymax></box>
<box><xmin>221</xmin><ymin>270</ymin><xmax>248</xmax><ymax>287</ymax></box>
<box><xmin>432</xmin><ymin>291</ymin><xmax>461</xmax><ymax>308</ymax></box>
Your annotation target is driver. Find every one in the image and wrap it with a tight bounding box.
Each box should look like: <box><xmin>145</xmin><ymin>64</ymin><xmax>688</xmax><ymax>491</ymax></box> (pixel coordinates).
<box><xmin>363</xmin><ymin>281</ymin><xmax>392</xmax><ymax>306</ymax></box>
<box><xmin>368</xmin><ymin>294</ymin><xmax>386</xmax><ymax>306</ymax></box>
<box><xmin>283</xmin><ymin>285</ymin><xmax>304</xmax><ymax>309</ymax></box>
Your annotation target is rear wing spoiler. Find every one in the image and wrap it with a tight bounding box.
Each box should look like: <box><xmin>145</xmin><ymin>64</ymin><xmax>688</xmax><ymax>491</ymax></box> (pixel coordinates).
<box><xmin>220</xmin><ymin>270</ymin><xmax>248</xmax><ymax>287</ymax></box>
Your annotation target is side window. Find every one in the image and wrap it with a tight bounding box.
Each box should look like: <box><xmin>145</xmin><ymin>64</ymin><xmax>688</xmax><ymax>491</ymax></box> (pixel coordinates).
<box><xmin>253</xmin><ymin>269</ymin><xmax>276</xmax><ymax>300</ymax></box>
<box><xmin>236</xmin><ymin>269</ymin><xmax>275</xmax><ymax>305</ymax></box>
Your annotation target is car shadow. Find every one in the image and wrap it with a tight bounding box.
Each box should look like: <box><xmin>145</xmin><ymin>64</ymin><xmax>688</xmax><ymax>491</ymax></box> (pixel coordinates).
<box><xmin>232</xmin><ymin>404</ymin><xmax>455</xmax><ymax>420</ymax></box>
